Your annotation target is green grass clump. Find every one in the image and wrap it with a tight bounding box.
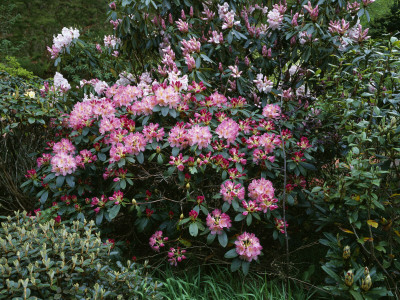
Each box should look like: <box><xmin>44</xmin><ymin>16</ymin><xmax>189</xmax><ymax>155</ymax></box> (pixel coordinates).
<box><xmin>155</xmin><ymin>266</ymin><xmax>320</xmax><ymax>300</ymax></box>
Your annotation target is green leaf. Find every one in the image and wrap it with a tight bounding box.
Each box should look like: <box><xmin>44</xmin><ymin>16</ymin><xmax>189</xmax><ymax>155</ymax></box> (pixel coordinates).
<box><xmin>227</xmin><ymin>31</ymin><xmax>233</xmax><ymax>44</ymax></box>
<box><xmin>207</xmin><ymin>233</ymin><xmax>216</xmax><ymax>244</ymax></box>
<box><xmin>108</xmin><ymin>205</ymin><xmax>121</xmax><ymax>220</ymax></box>
<box><xmin>224</xmin><ymin>248</ymin><xmax>238</xmax><ymax>259</ymax></box>
<box><xmin>299</xmin><ymin>161</ymin><xmax>316</xmax><ymax>170</ymax></box>
<box><xmin>161</xmin><ymin>106</ymin><xmax>169</xmax><ymax>116</ymax></box>
<box><xmin>246</xmin><ymin>214</ymin><xmax>252</xmax><ymax>226</ymax></box>
<box><xmin>349</xmin><ymin>290</ymin><xmax>363</xmax><ymax>300</ymax></box>
<box><xmin>234</xmin><ymin>213</ymin><xmax>246</xmax><ymax>222</ymax></box>
<box><xmin>96</xmin><ymin>210</ymin><xmax>104</xmax><ymax>225</ymax></box>
<box><xmin>40</xmin><ymin>190</ymin><xmax>49</xmax><ymax>204</ymax></box>
<box><xmin>218</xmin><ymin>231</ymin><xmax>228</xmax><ymax>247</ymax></box>
<box><xmin>321</xmin><ymin>266</ymin><xmax>342</xmax><ymax>283</ymax></box>
<box><xmin>172</xmin><ymin>147</ymin><xmax>180</xmax><ymax>157</ymax></box>
<box><xmin>222</xmin><ymin>202</ymin><xmax>230</xmax><ymax>212</ymax></box>
<box><xmin>242</xmin><ymin>261</ymin><xmax>250</xmax><ymax>276</ymax></box>
<box><xmin>98</xmin><ymin>152</ymin><xmax>107</xmax><ymax>161</ymax></box>
<box><xmin>28</xmin><ymin>117</ymin><xmax>35</xmax><ymax>124</ymax></box>
<box><xmin>189</xmin><ymin>222</ymin><xmax>198</xmax><ymax>236</ymax></box>
<box><xmin>231</xmin><ymin>258</ymin><xmax>242</xmax><ymax>272</ymax></box>
<box><xmin>66</xmin><ymin>175</ymin><xmax>75</xmax><ymax>188</ymax></box>
<box><xmin>136</xmin><ymin>152</ymin><xmax>144</xmax><ymax>164</ymax></box>
<box><xmin>43</xmin><ymin>173</ymin><xmax>55</xmax><ymax>184</ymax></box>
<box><xmin>200</xmin><ymin>54</ymin><xmax>214</xmax><ymax>64</ymax></box>
<box><xmin>56</xmin><ymin>176</ymin><xmax>65</xmax><ymax>188</ymax></box>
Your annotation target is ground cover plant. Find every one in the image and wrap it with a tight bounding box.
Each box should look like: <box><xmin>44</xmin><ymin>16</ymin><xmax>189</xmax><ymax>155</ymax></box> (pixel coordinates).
<box><xmin>0</xmin><ymin>211</ymin><xmax>161</xmax><ymax>299</ymax></box>
<box><xmin>0</xmin><ymin>0</ymin><xmax>399</xmax><ymax>299</ymax></box>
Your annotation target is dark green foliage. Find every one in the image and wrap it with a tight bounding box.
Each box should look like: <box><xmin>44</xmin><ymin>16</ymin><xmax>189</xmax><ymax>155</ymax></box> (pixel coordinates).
<box><xmin>370</xmin><ymin>0</ymin><xmax>400</xmax><ymax>37</ymax></box>
<box><xmin>310</xmin><ymin>37</ymin><xmax>400</xmax><ymax>298</ymax></box>
<box><xmin>0</xmin><ymin>69</ymin><xmax>64</xmax><ymax>214</ymax></box>
<box><xmin>0</xmin><ymin>211</ymin><xmax>162</xmax><ymax>299</ymax></box>
<box><xmin>0</xmin><ymin>0</ymin><xmax>109</xmax><ymax>78</ymax></box>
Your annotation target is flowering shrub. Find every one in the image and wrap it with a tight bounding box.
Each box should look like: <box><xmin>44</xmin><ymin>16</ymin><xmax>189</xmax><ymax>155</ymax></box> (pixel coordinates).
<box><xmin>16</xmin><ymin>1</ymin><xmax>400</xmax><ymax>296</ymax></box>
<box><xmin>108</xmin><ymin>0</ymin><xmax>373</xmax><ymax>104</ymax></box>
<box><xmin>23</xmin><ymin>66</ymin><xmax>318</xmax><ymax>273</ymax></box>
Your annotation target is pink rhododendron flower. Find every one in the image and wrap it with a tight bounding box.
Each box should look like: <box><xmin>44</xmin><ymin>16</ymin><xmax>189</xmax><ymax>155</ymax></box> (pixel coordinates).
<box><xmin>75</xmin><ymin>149</ymin><xmax>97</xmax><ymax>167</ymax></box>
<box><xmin>187</xmin><ymin>125</ymin><xmax>212</xmax><ymax>149</ymax></box>
<box><xmin>47</xmin><ymin>27</ymin><xmax>79</xmax><ymax>59</ymax></box>
<box><xmin>259</xmin><ymin>133</ymin><xmax>281</xmax><ymax>154</ymax></box>
<box><xmin>267</xmin><ymin>8</ymin><xmax>283</xmax><ymax>30</ymax></box>
<box><xmin>258</xmin><ymin>195</ymin><xmax>279</xmax><ymax>213</ymax></box>
<box><xmin>169</xmin><ymin>153</ymin><xmax>187</xmax><ymax>171</ymax></box>
<box><xmin>228</xmin><ymin>65</ymin><xmax>242</xmax><ymax>78</ymax></box>
<box><xmin>235</xmin><ymin>232</ymin><xmax>263</xmax><ymax>262</ymax></box>
<box><xmin>216</xmin><ymin>118</ymin><xmax>239</xmax><ymax>144</ymax></box>
<box><xmin>248</xmin><ymin>178</ymin><xmax>275</xmax><ymax>200</ymax></box>
<box><xmin>155</xmin><ymin>85</ymin><xmax>181</xmax><ymax>108</ymax></box>
<box><xmin>53</xmin><ymin>138</ymin><xmax>76</xmax><ymax>154</ymax></box>
<box><xmin>242</xmin><ymin>200</ymin><xmax>261</xmax><ymax>215</ymax></box>
<box><xmin>104</xmin><ymin>35</ymin><xmax>121</xmax><ymax>49</ymax></box>
<box><xmin>123</xmin><ymin>132</ymin><xmax>147</xmax><ymax>155</ymax></box>
<box><xmin>149</xmin><ymin>231</ymin><xmax>169</xmax><ymax>252</ymax></box>
<box><xmin>254</xmin><ymin>74</ymin><xmax>273</xmax><ymax>93</ymax></box>
<box><xmin>206</xmin><ymin>209</ymin><xmax>232</xmax><ymax>234</ymax></box>
<box><xmin>303</xmin><ymin>1</ymin><xmax>319</xmax><ymax>21</ymax></box>
<box><xmin>189</xmin><ymin>210</ymin><xmax>198</xmax><ymax>221</ymax></box>
<box><xmin>297</xmin><ymin>137</ymin><xmax>311</xmax><ymax>149</ymax></box>
<box><xmin>143</xmin><ymin>123</ymin><xmax>165</xmax><ymax>142</ymax></box>
<box><xmin>54</xmin><ymin>72</ymin><xmax>71</xmax><ymax>93</ymax></box>
<box><xmin>168</xmin><ymin>247</ymin><xmax>187</xmax><ymax>266</ymax></box>
<box><xmin>109</xmin><ymin>190</ymin><xmax>123</xmax><ymax>205</ymax></box>
<box><xmin>181</xmin><ymin>37</ymin><xmax>201</xmax><ymax>55</ymax></box>
<box><xmin>275</xmin><ymin>218</ymin><xmax>288</xmax><ymax>233</ymax></box>
<box><xmin>168</xmin><ymin>122</ymin><xmax>189</xmax><ymax>149</ymax></box>
<box><xmin>262</xmin><ymin>104</ymin><xmax>281</xmax><ymax>119</ymax></box>
<box><xmin>176</xmin><ymin>19</ymin><xmax>189</xmax><ymax>33</ymax></box>
<box><xmin>51</xmin><ymin>152</ymin><xmax>77</xmax><ymax>176</ymax></box>
<box><xmin>99</xmin><ymin>116</ymin><xmax>122</xmax><ymax>135</ymax></box>
<box><xmin>220</xmin><ymin>180</ymin><xmax>245</xmax><ymax>204</ymax></box>
<box><xmin>109</xmin><ymin>143</ymin><xmax>127</xmax><ymax>163</ymax></box>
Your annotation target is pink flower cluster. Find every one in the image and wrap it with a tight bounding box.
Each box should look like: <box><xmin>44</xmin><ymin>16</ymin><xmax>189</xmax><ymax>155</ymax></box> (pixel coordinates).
<box><xmin>247</xmin><ymin>178</ymin><xmax>278</xmax><ymax>213</ymax></box>
<box><xmin>275</xmin><ymin>218</ymin><xmax>288</xmax><ymax>234</ymax></box>
<box><xmin>262</xmin><ymin>104</ymin><xmax>281</xmax><ymax>119</ymax></box>
<box><xmin>206</xmin><ymin>209</ymin><xmax>232</xmax><ymax>234</ymax></box>
<box><xmin>235</xmin><ymin>232</ymin><xmax>263</xmax><ymax>262</ymax></box>
<box><xmin>216</xmin><ymin>118</ymin><xmax>240</xmax><ymax>144</ymax></box>
<box><xmin>50</xmin><ymin>139</ymin><xmax>77</xmax><ymax>176</ymax></box>
<box><xmin>168</xmin><ymin>247</ymin><xmax>187</xmax><ymax>266</ymax></box>
<box><xmin>47</xmin><ymin>27</ymin><xmax>80</xmax><ymax>59</ymax></box>
<box><xmin>220</xmin><ymin>180</ymin><xmax>245</xmax><ymax>204</ymax></box>
<box><xmin>149</xmin><ymin>231</ymin><xmax>169</xmax><ymax>252</ymax></box>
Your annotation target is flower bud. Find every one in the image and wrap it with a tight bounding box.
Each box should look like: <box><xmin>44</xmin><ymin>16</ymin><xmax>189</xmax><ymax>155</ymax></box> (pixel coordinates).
<box><xmin>343</xmin><ymin>245</ymin><xmax>351</xmax><ymax>259</ymax></box>
<box><xmin>361</xmin><ymin>274</ymin><xmax>372</xmax><ymax>291</ymax></box>
<box><xmin>131</xmin><ymin>199</ymin><xmax>137</xmax><ymax>206</ymax></box>
<box><xmin>186</xmin><ymin>183</ymin><xmax>190</xmax><ymax>189</ymax></box>
<box><xmin>344</xmin><ymin>270</ymin><xmax>354</xmax><ymax>287</ymax></box>
<box><xmin>179</xmin><ymin>213</ymin><xmax>184</xmax><ymax>220</ymax></box>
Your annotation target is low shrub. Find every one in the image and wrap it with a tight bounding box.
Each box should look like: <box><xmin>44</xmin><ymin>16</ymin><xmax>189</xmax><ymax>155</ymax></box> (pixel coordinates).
<box><xmin>0</xmin><ymin>211</ymin><xmax>162</xmax><ymax>299</ymax></box>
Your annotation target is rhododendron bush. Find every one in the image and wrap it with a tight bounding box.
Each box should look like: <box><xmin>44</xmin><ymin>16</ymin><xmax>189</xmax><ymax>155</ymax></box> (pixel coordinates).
<box><xmin>18</xmin><ymin>0</ymin><xmax>400</xmax><ymax>297</ymax></box>
<box><xmin>23</xmin><ymin>66</ymin><xmax>318</xmax><ymax>273</ymax></box>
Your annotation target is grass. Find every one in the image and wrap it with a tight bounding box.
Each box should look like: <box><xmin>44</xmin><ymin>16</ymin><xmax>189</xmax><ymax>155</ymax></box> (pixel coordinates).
<box><xmin>153</xmin><ymin>266</ymin><xmax>322</xmax><ymax>300</ymax></box>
